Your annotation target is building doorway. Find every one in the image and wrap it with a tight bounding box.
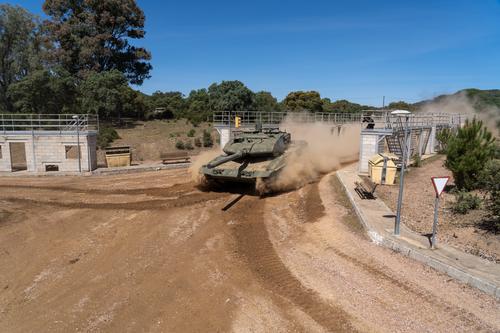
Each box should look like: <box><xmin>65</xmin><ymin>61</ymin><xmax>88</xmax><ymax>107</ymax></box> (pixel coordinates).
<box><xmin>9</xmin><ymin>142</ymin><xmax>27</xmax><ymax>171</ymax></box>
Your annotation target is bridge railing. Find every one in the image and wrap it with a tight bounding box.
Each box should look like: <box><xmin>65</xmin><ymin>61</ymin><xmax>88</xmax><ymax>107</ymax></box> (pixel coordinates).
<box><xmin>0</xmin><ymin>114</ymin><xmax>98</xmax><ymax>134</ymax></box>
<box><xmin>354</xmin><ymin>111</ymin><xmax>463</xmax><ymax>129</ymax></box>
<box><xmin>213</xmin><ymin>111</ymin><xmax>374</xmax><ymax>127</ymax></box>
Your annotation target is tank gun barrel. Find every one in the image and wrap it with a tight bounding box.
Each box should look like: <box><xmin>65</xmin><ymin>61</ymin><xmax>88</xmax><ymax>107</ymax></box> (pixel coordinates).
<box><xmin>206</xmin><ymin>150</ymin><xmax>245</xmax><ymax>169</ymax></box>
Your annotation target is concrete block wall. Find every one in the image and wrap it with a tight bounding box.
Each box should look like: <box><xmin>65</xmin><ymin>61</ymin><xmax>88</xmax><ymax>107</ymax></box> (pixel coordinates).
<box><xmin>0</xmin><ymin>137</ymin><xmax>12</xmax><ymax>171</ymax></box>
<box><xmin>217</xmin><ymin>127</ymin><xmax>231</xmax><ymax>151</ymax></box>
<box><xmin>425</xmin><ymin>126</ymin><xmax>436</xmax><ymax>154</ymax></box>
<box><xmin>359</xmin><ymin>133</ymin><xmax>379</xmax><ymax>174</ymax></box>
<box><xmin>0</xmin><ymin>132</ymin><xmax>97</xmax><ymax>173</ymax></box>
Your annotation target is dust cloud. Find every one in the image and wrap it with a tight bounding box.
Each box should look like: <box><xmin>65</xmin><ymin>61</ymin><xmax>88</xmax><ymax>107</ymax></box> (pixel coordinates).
<box><xmin>189</xmin><ymin>149</ymin><xmax>220</xmax><ymax>184</ymax></box>
<box><xmin>267</xmin><ymin>119</ymin><xmax>362</xmax><ymax>192</ymax></box>
<box><xmin>419</xmin><ymin>91</ymin><xmax>499</xmax><ymax>137</ymax></box>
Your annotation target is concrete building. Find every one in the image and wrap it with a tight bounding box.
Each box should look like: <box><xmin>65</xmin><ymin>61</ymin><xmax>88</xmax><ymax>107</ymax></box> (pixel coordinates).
<box><xmin>0</xmin><ymin>114</ymin><xmax>98</xmax><ymax>173</ymax></box>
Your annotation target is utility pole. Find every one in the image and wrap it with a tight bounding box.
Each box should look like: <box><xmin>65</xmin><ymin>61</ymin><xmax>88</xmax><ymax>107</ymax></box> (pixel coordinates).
<box><xmin>391</xmin><ymin>110</ymin><xmax>412</xmax><ymax>236</ymax></box>
<box><xmin>382</xmin><ymin>96</ymin><xmax>385</xmax><ymax>109</ymax></box>
<box><xmin>72</xmin><ymin>115</ymin><xmax>82</xmax><ymax>173</ymax></box>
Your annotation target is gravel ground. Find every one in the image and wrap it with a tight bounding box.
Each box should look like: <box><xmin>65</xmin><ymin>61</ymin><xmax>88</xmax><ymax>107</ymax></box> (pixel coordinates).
<box><xmin>375</xmin><ymin>155</ymin><xmax>500</xmax><ymax>263</ymax></box>
<box><xmin>0</xmin><ymin>168</ymin><xmax>498</xmax><ymax>332</ymax></box>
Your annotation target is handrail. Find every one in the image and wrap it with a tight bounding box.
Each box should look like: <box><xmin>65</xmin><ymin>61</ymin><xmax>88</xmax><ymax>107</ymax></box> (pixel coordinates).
<box><xmin>0</xmin><ymin>113</ymin><xmax>98</xmax><ymax>133</ymax></box>
<box><xmin>212</xmin><ymin>110</ymin><xmax>464</xmax><ymax>129</ymax></box>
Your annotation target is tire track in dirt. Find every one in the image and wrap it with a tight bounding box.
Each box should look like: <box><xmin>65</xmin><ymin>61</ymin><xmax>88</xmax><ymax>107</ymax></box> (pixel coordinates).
<box><xmin>325</xmin><ymin>244</ymin><xmax>490</xmax><ymax>330</ymax></box>
<box><xmin>0</xmin><ymin>183</ymin><xmax>193</xmax><ymax>198</ymax></box>
<box><xmin>0</xmin><ymin>190</ymin><xmax>228</xmax><ymax>211</ymax></box>
<box><xmin>295</xmin><ymin>182</ymin><xmax>325</xmax><ymax>223</ymax></box>
<box><xmin>314</xmin><ymin>175</ymin><xmax>493</xmax><ymax>331</ymax></box>
<box><xmin>228</xmin><ymin>196</ymin><xmax>356</xmax><ymax>332</ymax></box>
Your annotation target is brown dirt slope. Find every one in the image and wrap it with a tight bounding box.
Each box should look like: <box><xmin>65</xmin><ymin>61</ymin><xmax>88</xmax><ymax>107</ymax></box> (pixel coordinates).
<box><xmin>108</xmin><ymin>120</ymin><xmax>217</xmax><ymax>163</ymax></box>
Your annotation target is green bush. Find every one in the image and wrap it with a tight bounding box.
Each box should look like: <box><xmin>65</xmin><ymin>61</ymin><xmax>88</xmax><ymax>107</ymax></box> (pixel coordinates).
<box><xmin>187</xmin><ymin>129</ymin><xmax>196</xmax><ymax>137</ymax></box>
<box><xmin>97</xmin><ymin>126</ymin><xmax>120</xmax><ymax>149</ymax></box>
<box><xmin>202</xmin><ymin>129</ymin><xmax>213</xmax><ymax>147</ymax></box>
<box><xmin>479</xmin><ymin>158</ymin><xmax>500</xmax><ymax>230</ymax></box>
<box><xmin>194</xmin><ymin>137</ymin><xmax>202</xmax><ymax>147</ymax></box>
<box><xmin>185</xmin><ymin>140</ymin><xmax>194</xmax><ymax>150</ymax></box>
<box><xmin>175</xmin><ymin>140</ymin><xmax>185</xmax><ymax>150</ymax></box>
<box><xmin>436</xmin><ymin>128</ymin><xmax>453</xmax><ymax>153</ymax></box>
<box><xmin>451</xmin><ymin>190</ymin><xmax>482</xmax><ymax>214</ymax></box>
<box><xmin>444</xmin><ymin>118</ymin><xmax>496</xmax><ymax>190</ymax></box>
<box><xmin>413</xmin><ymin>154</ymin><xmax>422</xmax><ymax>167</ymax></box>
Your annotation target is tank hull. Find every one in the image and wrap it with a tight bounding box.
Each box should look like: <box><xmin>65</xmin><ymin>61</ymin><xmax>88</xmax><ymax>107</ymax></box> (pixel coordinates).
<box><xmin>200</xmin><ymin>155</ymin><xmax>285</xmax><ymax>183</ymax></box>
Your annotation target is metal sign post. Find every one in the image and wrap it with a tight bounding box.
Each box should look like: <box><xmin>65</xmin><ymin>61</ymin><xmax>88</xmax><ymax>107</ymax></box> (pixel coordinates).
<box><xmin>430</xmin><ymin>176</ymin><xmax>450</xmax><ymax>249</ymax></box>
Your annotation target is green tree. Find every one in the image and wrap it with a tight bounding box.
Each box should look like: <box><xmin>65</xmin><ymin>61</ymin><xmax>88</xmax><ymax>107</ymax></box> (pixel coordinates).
<box><xmin>79</xmin><ymin>70</ymin><xmax>144</xmax><ymax>119</ymax></box>
<box><xmin>208</xmin><ymin>80</ymin><xmax>254</xmax><ymax>111</ymax></box>
<box><xmin>253</xmin><ymin>91</ymin><xmax>280</xmax><ymax>112</ymax></box>
<box><xmin>148</xmin><ymin>91</ymin><xmax>187</xmax><ymax>119</ymax></box>
<box><xmin>7</xmin><ymin>68</ymin><xmax>78</xmax><ymax>114</ymax></box>
<box><xmin>43</xmin><ymin>0</ymin><xmax>152</xmax><ymax>84</ymax></box>
<box><xmin>387</xmin><ymin>101</ymin><xmax>415</xmax><ymax>111</ymax></box>
<box><xmin>282</xmin><ymin>91</ymin><xmax>323</xmax><ymax>112</ymax></box>
<box><xmin>445</xmin><ymin>118</ymin><xmax>496</xmax><ymax>190</ymax></box>
<box><xmin>323</xmin><ymin>99</ymin><xmax>365</xmax><ymax>113</ymax></box>
<box><xmin>186</xmin><ymin>88</ymin><xmax>210</xmax><ymax>125</ymax></box>
<box><xmin>0</xmin><ymin>4</ymin><xmax>42</xmax><ymax>112</ymax></box>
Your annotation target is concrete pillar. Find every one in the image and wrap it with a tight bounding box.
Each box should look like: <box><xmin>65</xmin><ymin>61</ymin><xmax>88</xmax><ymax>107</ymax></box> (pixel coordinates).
<box><xmin>217</xmin><ymin>127</ymin><xmax>231</xmax><ymax>151</ymax></box>
<box><xmin>417</xmin><ymin>130</ymin><xmax>424</xmax><ymax>157</ymax></box>
<box><xmin>426</xmin><ymin>126</ymin><xmax>436</xmax><ymax>154</ymax></box>
<box><xmin>358</xmin><ymin>132</ymin><xmax>379</xmax><ymax>174</ymax></box>
<box><xmin>0</xmin><ymin>139</ymin><xmax>12</xmax><ymax>171</ymax></box>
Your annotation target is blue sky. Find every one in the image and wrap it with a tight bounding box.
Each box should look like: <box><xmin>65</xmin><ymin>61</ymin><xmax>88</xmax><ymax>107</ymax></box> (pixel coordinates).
<box><xmin>11</xmin><ymin>0</ymin><xmax>500</xmax><ymax>106</ymax></box>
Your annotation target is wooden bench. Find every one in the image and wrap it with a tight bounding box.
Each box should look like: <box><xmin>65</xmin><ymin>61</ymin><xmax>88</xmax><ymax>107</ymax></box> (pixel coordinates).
<box><xmin>161</xmin><ymin>152</ymin><xmax>191</xmax><ymax>165</ymax></box>
<box><xmin>354</xmin><ymin>178</ymin><xmax>378</xmax><ymax>199</ymax></box>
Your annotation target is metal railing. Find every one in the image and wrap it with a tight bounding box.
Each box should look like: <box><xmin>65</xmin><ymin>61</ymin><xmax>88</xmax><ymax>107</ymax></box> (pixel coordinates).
<box><xmin>0</xmin><ymin>114</ymin><xmax>98</xmax><ymax>134</ymax></box>
<box><xmin>213</xmin><ymin>111</ymin><xmax>369</xmax><ymax>127</ymax></box>
<box><xmin>377</xmin><ymin>112</ymin><xmax>464</xmax><ymax>130</ymax></box>
<box><xmin>213</xmin><ymin>110</ymin><xmax>464</xmax><ymax>129</ymax></box>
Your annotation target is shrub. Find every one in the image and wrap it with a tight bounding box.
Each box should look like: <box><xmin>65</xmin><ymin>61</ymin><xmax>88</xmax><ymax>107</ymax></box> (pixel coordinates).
<box><xmin>436</xmin><ymin>128</ymin><xmax>453</xmax><ymax>152</ymax></box>
<box><xmin>444</xmin><ymin>118</ymin><xmax>496</xmax><ymax>190</ymax></box>
<box><xmin>194</xmin><ymin>137</ymin><xmax>202</xmax><ymax>147</ymax></box>
<box><xmin>202</xmin><ymin>129</ymin><xmax>213</xmax><ymax>147</ymax></box>
<box><xmin>175</xmin><ymin>140</ymin><xmax>185</xmax><ymax>150</ymax></box>
<box><xmin>97</xmin><ymin>125</ymin><xmax>120</xmax><ymax>149</ymax></box>
<box><xmin>479</xmin><ymin>158</ymin><xmax>500</xmax><ymax>231</ymax></box>
<box><xmin>413</xmin><ymin>154</ymin><xmax>422</xmax><ymax>167</ymax></box>
<box><xmin>185</xmin><ymin>140</ymin><xmax>194</xmax><ymax>150</ymax></box>
<box><xmin>451</xmin><ymin>190</ymin><xmax>482</xmax><ymax>214</ymax></box>
<box><xmin>187</xmin><ymin>129</ymin><xmax>196</xmax><ymax>137</ymax></box>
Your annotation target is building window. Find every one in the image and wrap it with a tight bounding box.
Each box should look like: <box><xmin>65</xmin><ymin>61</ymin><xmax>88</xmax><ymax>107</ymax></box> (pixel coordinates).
<box><xmin>65</xmin><ymin>145</ymin><xmax>80</xmax><ymax>159</ymax></box>
<box><xmin>45</xmin><ymin>164</ymin><xmax>59</xmax><ymax>172</ymax></box>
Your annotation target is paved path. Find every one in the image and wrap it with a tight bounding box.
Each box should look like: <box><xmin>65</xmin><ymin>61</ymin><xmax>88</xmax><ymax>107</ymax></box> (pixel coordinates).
<box><xmin>336</xmin><ymin>163</ymin><xmax>500</xmax><ymax>299</ymax></box>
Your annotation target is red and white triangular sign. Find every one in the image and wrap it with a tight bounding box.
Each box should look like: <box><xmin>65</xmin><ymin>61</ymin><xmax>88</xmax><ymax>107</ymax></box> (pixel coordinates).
<box><xmin>431</xmin><ymin>176</ymin><xmax>450</xmax><ymax>196</ymax></box>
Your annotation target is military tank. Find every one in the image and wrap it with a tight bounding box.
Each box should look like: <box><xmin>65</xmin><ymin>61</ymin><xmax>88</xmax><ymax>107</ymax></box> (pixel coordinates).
<box><xmin>200</xmin><ymin>125</ymin><xmax>304</xmax><ymax>192</ymax></box>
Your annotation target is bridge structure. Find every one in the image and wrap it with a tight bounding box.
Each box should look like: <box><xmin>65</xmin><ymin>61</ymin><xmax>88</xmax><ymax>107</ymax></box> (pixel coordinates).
<box><xmin>0</xmin><ymin>114</ymin><xmax>98</xmax><ymax>173</ymax></box>
<box><xmin>212</xmin><ymin>110</ymin><xmax>464</xmax><ymax>174</ymax></box>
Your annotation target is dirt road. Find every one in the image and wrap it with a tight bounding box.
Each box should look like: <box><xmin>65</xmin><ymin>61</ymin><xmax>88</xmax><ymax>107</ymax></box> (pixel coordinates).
<box><xmin>0</xmin><ymin>169</ymin><xmax>498</xmax><ymax>332</ymax></box>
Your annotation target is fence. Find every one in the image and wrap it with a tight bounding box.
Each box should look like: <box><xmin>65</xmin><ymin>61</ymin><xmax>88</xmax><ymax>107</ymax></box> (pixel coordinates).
<box><xmin>0</xmin><ymin>114</ymin><xmax>99</xmax><ymax>134</ymax></box>
<box><xmin>213</xmin><ymin>111</ymin><xmax>367</xmax><ymax>127</ymax></box>
<box><xmin>213</xmin><ymin>110</ymin><xmax>464</xmax><ymax>129</ymax></box>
